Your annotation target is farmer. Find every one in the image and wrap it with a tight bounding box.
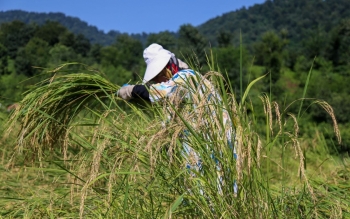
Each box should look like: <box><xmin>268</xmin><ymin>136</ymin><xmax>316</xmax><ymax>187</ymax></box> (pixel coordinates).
<box><xmin>117</xmin><ymin>43</ymin><xmax>237</xmax><ymax>193</ymax></box>
<box><xmin>117</xmin><ymin>43</ymin><xmax>189</xmax><ymax>100</ymax></box>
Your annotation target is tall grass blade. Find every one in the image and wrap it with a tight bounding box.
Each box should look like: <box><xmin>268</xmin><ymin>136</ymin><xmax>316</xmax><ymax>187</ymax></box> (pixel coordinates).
<box><xmin>239</xmin><ymin>74</ymin><xmax>266</xmax><ymax>110</ymax></box>
<box><xmin>298</xmin><ymin>57</ymin><xmax>315</xmax><ymax>119</ymax></box>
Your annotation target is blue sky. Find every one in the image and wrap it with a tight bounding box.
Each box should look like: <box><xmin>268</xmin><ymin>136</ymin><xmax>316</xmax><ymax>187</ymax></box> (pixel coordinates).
<box><xmin>1</xmin><ymin>0</ymin><xmax>265</xmax><ymax>34</ymax></box>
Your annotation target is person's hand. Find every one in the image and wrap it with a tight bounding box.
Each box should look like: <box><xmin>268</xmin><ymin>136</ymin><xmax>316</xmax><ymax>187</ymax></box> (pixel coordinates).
<box><xmin>116</xmin><ymin>85</ymin><xmax>135</xmax><ymax>100</ymax></box>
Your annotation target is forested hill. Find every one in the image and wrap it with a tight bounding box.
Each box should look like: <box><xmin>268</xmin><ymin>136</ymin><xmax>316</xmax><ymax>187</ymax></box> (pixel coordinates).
<box><xmin>0</xmin><ymin>10</ymin><xmax>149</xmax><ymax>45</ymax></box>
<box><xmin>2</xmin><ymin>0</ymin><xmax>350</xmax><ymax>48</ymax></box>
<box><xmin>198</xmin><ymin>0</ymin><xmax>350</xmax><ymax>46</ymax></box>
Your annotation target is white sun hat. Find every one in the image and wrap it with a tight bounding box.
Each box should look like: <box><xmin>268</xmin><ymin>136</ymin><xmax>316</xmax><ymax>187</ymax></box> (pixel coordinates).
<box><xmin>143</xmin><ymin>43</ymin><xmax>172</xmax><ymax>83</ymax></box>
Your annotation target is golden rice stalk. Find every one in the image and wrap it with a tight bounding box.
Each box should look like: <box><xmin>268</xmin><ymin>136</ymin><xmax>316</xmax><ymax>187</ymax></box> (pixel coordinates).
<box><xmin>6</xmin><ymin>72</ymin><xmax>119</xmax><ymax>153</ymax></box>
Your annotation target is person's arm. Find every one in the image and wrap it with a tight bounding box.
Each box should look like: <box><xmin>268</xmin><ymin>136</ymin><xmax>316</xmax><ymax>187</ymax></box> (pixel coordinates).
<box><xmin>116</xmin><ymin>83</ymin><xmax>175</xmax><ymax>103</ymax></box>
<box><xmin>117</xmin><ymin>69</ymin><xmax>196</xmax><ymax>102</ymax></box>
<box><xmin>116</xmin><ymin>85</ymin><xmax>150</xmax><ymax>101</ymax></box>
<box><xmin>132</xmin><ymin>85</ymin><xmax>150</xmax><ymax>101</ymax></box>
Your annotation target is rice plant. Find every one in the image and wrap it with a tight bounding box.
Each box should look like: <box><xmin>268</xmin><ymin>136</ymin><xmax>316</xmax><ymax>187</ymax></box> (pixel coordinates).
<box><xmin>1</xmin><ymin>60</ymin><xmax>349</xmax><ymax>218</ymax></box>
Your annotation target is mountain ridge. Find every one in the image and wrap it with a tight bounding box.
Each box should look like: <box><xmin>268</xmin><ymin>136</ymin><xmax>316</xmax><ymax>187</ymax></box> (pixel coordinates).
<box><xmin>0</xmin><ymin>10</ymin><xmax>139</xmax><ymax>45</ymax></box>
<box><xmin>198</xmin><ymin>0</ymin><xmax>350</xmax><ymax>46</ymax></box>
<box><xmin>2</xmin><ymin>0</ymin><xmax>350</xmax><ymax>48</ymax></box>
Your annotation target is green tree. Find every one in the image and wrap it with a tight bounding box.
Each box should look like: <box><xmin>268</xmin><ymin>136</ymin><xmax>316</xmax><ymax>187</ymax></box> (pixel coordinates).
<box><xmin>59</xmin><ymin>31</ymin><xmax>76</xmax><ymax>48</ymax></box>
<box><xmin>146</xmin><ymin>31</ymin><xmax>177</xmax><ymax>52</ymax></box>
<box><xmin>326</xmin><ymin>19</ymin><xmax>350</xmax><ymax>69</ymax></box>
<box><xmin>307</xmin><ymin>70</ymin><xmax>350</xmax><ymax>124</ymax></box>
<box><xmin>99</xmin><ymin>35</ymin><xmax>143</xmax><ymax>83</ymax></box>
<box><xmin>301</xmin><ymin>26</ymin><xmax>328</xmax><ymax>60</ymax></box>
<box><xmin>0</xmin><ymin>43</ymin><xmax>9</xmax><ymax>75</ymax></box>
<box><xmin>178</xmin><ymin>24</ymin><xmax>208</xmax><ymax>68</ymax></box>
<box><xmin>113</xmin><ymin>34</ymin><xmax>143</xmax><ymax>70</ymax></box>
<box><xmin>89</xmin><ymin>43</ymin><xmax>103</xmax><ymax>64</ymax></box>
<box><xmin>100</xmin><ymin>46</ymin><xmax>119</xmax><ymax>67</ymax></box>
<box><xmin>0</xmin><ymin>72</ymin><xmax>28</xmax><ymax>103</ymax></box>
<box><xmin>0</xmin><ymin>20</ymin><xmax>36</xmax><ymax>58</ymax></box>
<box><xmin>214</xmin><ymin>45</ymin><xmax>250</xmax><ymax>96</ymax></box>
<box><xmin>254</xmin><ymin>31</ymin><xmax>288</xmax><ymax>83</ymax></box>
<box><xmin>73</xmin><ymin>34</ymin><xmax>91</xmax><ymax>57</ymax></box>
<box><xmin>215</xmin><ymin>46</ymin><xmax>240</xmax><ymax>75</ymax></box>
<box><xmin>34</xmin><ymin>21</ymin><xmax>67</xmax><ymax>46</ymax></box>
<box><xmin>100</xmin><ymin>46</ymin><xmax>136</xmax><ymax>84</ymax></box>
<box><xmin>26</xmin><ymin>37</ymin><xmax>50</xmax><ymax>71</ymax></box>
<box><xmin>14</xmin><ymin>37</ymin><xmax>50</xmax><ymax>77</ymax></box>
<box><xmin>217</xmin><ymin>30</ymin><xmax>233</xmax><ymax>48</ymax></box>
<box><xmin>49</xmin><ymin>44</ymin><xmax>76</xmax><ymax>66</ymax></box>
<box><xmin>15</xmin><ymin>48</ymin><xmax>33</xmax><ymax>77</ymax></box>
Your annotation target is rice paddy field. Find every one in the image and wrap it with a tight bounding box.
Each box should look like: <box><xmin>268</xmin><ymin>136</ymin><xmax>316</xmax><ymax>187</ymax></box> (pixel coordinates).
<box><xmin>0</xmin><ymin>63</ymin><xmax>349</xmax><ymax>218</ymax></box>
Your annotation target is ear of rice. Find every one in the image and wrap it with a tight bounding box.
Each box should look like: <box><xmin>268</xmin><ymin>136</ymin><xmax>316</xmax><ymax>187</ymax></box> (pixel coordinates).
<box><xmin>6</xmin><ymin>71</ymin><xmax>120</xmax><ymax>152</ymax></box>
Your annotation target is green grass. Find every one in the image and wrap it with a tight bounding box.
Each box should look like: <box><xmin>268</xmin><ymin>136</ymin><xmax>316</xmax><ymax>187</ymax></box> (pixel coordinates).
<box><xmin>1</xmin><ymin>61</ymin><xmax>349</xmax><ymax>218</ymax></box>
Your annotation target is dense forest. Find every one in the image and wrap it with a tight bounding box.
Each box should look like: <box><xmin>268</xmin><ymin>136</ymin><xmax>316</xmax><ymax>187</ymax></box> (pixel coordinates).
<box><xmin>199</xmin><ymin>0</ymin><xmax>350</xmax><ymax>46</ymax></box>
<box><xmin>0</xmin><ymin>10</ymin><xmax>150</xmax><ymax>45</ymax></box>
<box><xmin>1</xmin><ymin>0</ymin><xmax>350</xmax><ymax>153</ymax></box>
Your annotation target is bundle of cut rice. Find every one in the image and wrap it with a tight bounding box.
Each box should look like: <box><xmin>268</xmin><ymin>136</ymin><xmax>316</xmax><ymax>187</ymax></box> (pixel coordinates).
<box><xmin>6</xmin><ymin>71</ymin><xmax>120</xmax><ymax>151</ymax></box>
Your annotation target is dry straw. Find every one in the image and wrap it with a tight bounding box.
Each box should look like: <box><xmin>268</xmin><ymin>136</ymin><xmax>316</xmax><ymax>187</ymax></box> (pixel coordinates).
<box><xmin>6</xmin><ymin>70</ymin><xmax>119</xmax><ymax>157</ymax></box>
